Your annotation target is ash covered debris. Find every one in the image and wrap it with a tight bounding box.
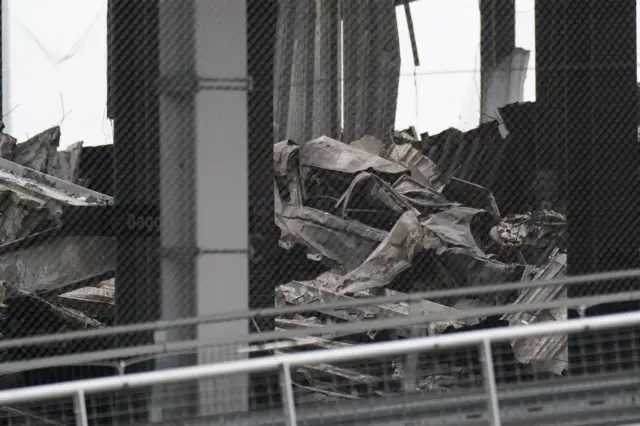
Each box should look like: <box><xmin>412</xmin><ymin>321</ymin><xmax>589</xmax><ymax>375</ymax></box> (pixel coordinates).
<box><xmin>273</xmin><ymin>108</ymin><xmax>571</xmax><ymax>401</ymax></box>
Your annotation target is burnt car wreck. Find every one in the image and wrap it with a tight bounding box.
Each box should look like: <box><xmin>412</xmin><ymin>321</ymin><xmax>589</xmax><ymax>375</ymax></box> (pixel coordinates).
<box><xmin>272</xmin><ymin>111</ymin><xmax>570</xmax><ymax>400</ymax></box>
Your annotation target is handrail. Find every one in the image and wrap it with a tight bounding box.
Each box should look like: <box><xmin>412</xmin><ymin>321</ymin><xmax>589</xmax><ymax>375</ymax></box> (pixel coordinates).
<box><xmin>0</xmin><ymin>309</ymin><xmax>639</xmax><ymax>406</ymax></box>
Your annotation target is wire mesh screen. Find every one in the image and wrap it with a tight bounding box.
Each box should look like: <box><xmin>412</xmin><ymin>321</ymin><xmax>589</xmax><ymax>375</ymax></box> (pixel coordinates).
<box><xmin>0</xmin><ymin>0</ymin><xmax>638</xmax><ymax>424</ymax></box>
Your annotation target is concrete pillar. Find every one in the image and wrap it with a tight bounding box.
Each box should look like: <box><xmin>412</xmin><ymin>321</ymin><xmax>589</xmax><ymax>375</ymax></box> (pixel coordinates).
<box><xmin>536</xmin><ymin>0</ymin><xmax>638</xmax><ymax>282</ymax></box>
<box><xmin>194</xmin><ymin>0</ymin><xmax>250</xmax><ymax>415</ymax></box>
<box><xmin>536</xmin><ymin>0</ymin><xmax>639</xmax><ymax>374</ymax></box>
<box><xmin>152</xmin><ymin>0</ymin><xmax>198</xmax><ymax>421</ymax></box>
<box><xmin>110</xmin><ymin>0</ymin><xmax>161</xmax><ymax>336</ymax></box>
<box><xmin>248</xmin><ymin>0</ymin><xmax>279</xmax><ymax>410</ymax></box>
<box><xmin>109</xmin><ymin>0</ymin><xmax>161</xmax><ymax>422</ymax></box>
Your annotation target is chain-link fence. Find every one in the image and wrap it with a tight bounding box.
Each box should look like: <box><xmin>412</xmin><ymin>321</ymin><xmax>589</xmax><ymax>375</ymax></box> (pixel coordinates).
<box><xmin>0</xmin><ymin>0</ymin><xmax>638</xmax><ymax>424</ymax></box>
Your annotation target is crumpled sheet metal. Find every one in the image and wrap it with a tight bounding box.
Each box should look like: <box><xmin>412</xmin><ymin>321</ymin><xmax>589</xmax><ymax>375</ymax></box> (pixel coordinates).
<box><xmin>503</xmin><ymin>250</ymin><xmax>568</xmax><ymax>375</ymax></box>
<box><xmin>335</xmin><ymin>172</ymin><xmax>419</xmax><ymax>219</ymax></box>
<box><xmin>422</xmin><ymin>207</ymin><xmax>495</xmax><ymax>258</ymax></box>
<box><xmin>276</xmin><ymin>201</ymin><xmax>387</xmax><ymax>271</ymax></box>
<box><xmin>490</xmin><ymin>210</ymin><xmax>566</xmax><ymax>251</ymax></box>
<box><xmin>392</xmin><ymin>175</ymin><xmax>455</xmax><ymax>213</ymax></box>
<box><xmin>442</xmin><ymin>177</ymin><xmax>501</xmax><ymax>218</ymax></box>
<box><xmin>300</xmin><ymin>136</ymin><xmax>408</xmax><ymax>176</ymax></box>
<box><xmin>274</xmin><ymin>141</ymin><xmax>304</xmax><ymax>207</ymax></box>
<box><xmin>437</xmin><ymin>248</ymin><xmax>517</xmax><ymax>291</ymax></box>
<box><xmin>274</xmin><ymin>140</ymin><xmax>300</xmax><ymax>177</ymax></box>
<box><xmin>348</xmin><ymin>134</ymin><xmax>446</xmax><ymax>190</ymax></box>
<box><xmin>277</xmin><ymin>271</ymin><xmax>466</xmax><ymax>334</ymax></box>
<box><xmin>336</xmin><ymin>210</ymin><xmax>424</xmax><ymax>295</ymax></box>
<box><xmin>421</xmin><ymin>207</ymin><xmax>516</xmax><ymax>294</ymax></box>
<box><xmin>386</xmin><ymin>143</ymin><xmax>445</xmax><ymax>190</ymax></box>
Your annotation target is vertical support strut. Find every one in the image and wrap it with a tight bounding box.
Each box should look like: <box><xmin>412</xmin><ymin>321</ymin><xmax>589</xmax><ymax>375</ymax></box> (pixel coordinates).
<box><xmin>73</xmin><ymin>390</ymin><xmax>88</xmax><ymax>426</ymax></box>
<box><xmin>480</xmin><ymin>339</ymin><xmax>501</xmax><ymax>426</ymax></box>
<box><xmin>280</xmin><ymin>362</ymin><xmax>298</xmax><ymax>426</ymax></box>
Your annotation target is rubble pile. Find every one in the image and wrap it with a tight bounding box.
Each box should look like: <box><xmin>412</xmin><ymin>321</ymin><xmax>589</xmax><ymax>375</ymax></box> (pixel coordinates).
<box><xmin>274</xmin><ymin>120</ymin><xmax>569</xmax><ymax>400</ymax></box>
<box><xmin>0</xmin><ymin>125</ymin><xmax>114</xmax><ymax>346</ymax></box>
<box><xmin>0</xmin><ymin>118</ymin><xmax>571</xmax><ymax>400</ymax></box>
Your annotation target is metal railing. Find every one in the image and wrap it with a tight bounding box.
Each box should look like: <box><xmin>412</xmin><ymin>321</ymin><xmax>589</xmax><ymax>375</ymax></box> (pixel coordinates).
<box><xmin>1</xmin><ymin>309</ymin><xmax>640</xmax><ymax>426</ymax></box>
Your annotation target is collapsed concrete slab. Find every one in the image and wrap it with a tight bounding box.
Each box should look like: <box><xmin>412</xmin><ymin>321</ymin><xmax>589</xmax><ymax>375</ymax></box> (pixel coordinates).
<box><xmin>0</xmin><ymin>229</ymin><xmax>114</xmax><ymax>295</ymax></box>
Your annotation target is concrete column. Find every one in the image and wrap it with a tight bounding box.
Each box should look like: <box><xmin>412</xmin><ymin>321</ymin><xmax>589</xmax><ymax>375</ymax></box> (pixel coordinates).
<box><xmin>536</xmin><ymin>0</ymin><xmax>639</xmax><ymax>281</ymax></box>
<box><xmin>109</xmin><ymin>0</ymin><xmax>160</xmax><ymax>422</ymax></box>
<box><xmin>152</xmin><ymin>0</ymin><xmax>198</xmax><ymax>421</ymax></box>
<box><xmin>248</xmin><ymin>0</ymin><xmax>279</xmax><ymax>410</ymax></box>
<box><xmin>194</xmin><ymin>0</ymin><xmax>250</xmax><ymax>415</ymax></box>
<box><xmin>536</xmin><ymin>0</ymin><xmax>639</xmax><ymax>374</ymax></box>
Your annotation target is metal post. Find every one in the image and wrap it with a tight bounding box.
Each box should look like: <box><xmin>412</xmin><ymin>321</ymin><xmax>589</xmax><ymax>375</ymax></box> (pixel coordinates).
<box><xmin>403</xmin><ymin>300</ymin><xmax>422</xmax><ymax>392</ymax></box>
<box><xmin>279</xmin><ymin>362</ymin><xmax>298</xmax><ymax>426</ymax></box>
<box><xmin>480</xmin><ymin>339</ymin><xmax>501</xmax><ymax>426</ymax></box>
<box><xmin>73</xmin><ymin>390</ymin><xmax>88</xmax><ymax>426</ymax></box>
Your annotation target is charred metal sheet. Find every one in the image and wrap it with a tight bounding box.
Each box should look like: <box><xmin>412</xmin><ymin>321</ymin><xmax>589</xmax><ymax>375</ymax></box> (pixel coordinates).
<box><xmin>422</xmin><ymin>207</ymin><xmax>496</xmax><ymax>258</ymax></box>
<box><xmin>276</xmin><ymin>202</ymin><xmax>386</xmax><ymax>270</ymax></box>
<box><xmin>335</xmin><ymin>211</ymin><xmax>424</xmax><ymax>295</ymax></box>
<box><xmin>442</xmin><ymin>178</ymin><xmax>500</xmax><ymax>217</ymax></box>
<box><xmin>300</xmin><ymin>136</ymin><xmax>408</xmax><ymax>176</ymax></box>
<box><xmin>503</xmin><ymin>250</ymin><xmax>568</xmax><ymax>375</ymax></box>
<box><xmin>386</xmin><ymin>143</ymin><xmax>445</xmax><ymax>190</ymax></box>
<box><xmin>391</xmin><ymin>175</ymin><xmax>455</xmax><ymax>213</ymax></box>
<box><xmin>277</xmin><ymin>272</ymin><xmax>465</xmax><ymax>334</ymax></box>
<box><xmin>350</xmin><ymin>135</ymin><xmax>387</xmax><ymax>156</ymax></box>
